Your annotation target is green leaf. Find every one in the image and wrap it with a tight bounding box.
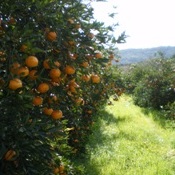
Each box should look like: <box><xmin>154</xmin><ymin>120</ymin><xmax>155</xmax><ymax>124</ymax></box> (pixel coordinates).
<box><xmin>0</xmin><ymin>143</ymin><xmax>7</xmax><ymax>159</ymax></box>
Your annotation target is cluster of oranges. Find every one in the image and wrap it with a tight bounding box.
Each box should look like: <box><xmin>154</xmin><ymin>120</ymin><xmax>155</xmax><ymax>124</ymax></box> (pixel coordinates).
<box><xmin>53</xmin><ymin>164</ymin><xmax>65</xmax><ymax>175</ymax></box>
<box><xmin>8</xmin><ymin>56</ymin><xmax>64</xmax><ymax>120</ymax></box>
<box><xmin>0</xmin><ymin>17</ymin><xmax>117</xmax><ymax>122</ymax></box>
<box><xmin>4</xmin><ymin>28</ymin><xmax>111</xmax><ymax>120</ymax></box>
<box><xmin>0</xmin><ymin>10</ymin><xmax>119</xmax><ymax>174</ymax></box>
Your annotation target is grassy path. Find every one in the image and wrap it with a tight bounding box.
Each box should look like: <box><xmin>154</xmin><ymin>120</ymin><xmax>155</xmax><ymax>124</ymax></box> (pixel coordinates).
<box><xmin>85</xmin><ymin>95</ymin><xmax>175</xmax><ymax>175</ymax></box>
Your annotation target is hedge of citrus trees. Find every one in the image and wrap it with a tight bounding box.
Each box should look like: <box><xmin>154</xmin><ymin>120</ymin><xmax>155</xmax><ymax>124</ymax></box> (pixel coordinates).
<box><xmin>122</xmin><ymin>56</ymin><xmax>175</xmax><ymax>109</ymax></box>
<box><xmin>0</xmin><ymin>0</ymin><xmax>125</xmax><ymax>174</ymax></box>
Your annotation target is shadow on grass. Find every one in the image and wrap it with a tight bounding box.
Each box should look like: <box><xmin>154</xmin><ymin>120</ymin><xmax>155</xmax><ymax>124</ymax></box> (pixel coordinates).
<box><xmin>97</xmin><ymin>108</ymin><xmax>126</xmax><ymax>124</ymax></box>
<box><xmin>141</xmin><ymin>107</ymin><xmax>170</xmax><ymax>129</ymax></box>
<box><xmin>89</xmin><ymin>108</ymin><xmax>127</xmax><ymax>144</ymax></box>
<box><xmin>81</xmin><ymin>108</ymin><xmax>126</xmax><ymax>175</ymax></box>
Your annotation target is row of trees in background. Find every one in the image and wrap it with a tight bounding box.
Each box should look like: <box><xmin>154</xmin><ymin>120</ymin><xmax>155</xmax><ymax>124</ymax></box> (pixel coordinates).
<box><xmin>0</xmin><ymin>0</ymin><xmax>125</xmax><ymax>174</ymax></box>
<box><xmin>120</xmin><ymin>54</ymin><xmax>175</xmax><ymax>119</ymax></box>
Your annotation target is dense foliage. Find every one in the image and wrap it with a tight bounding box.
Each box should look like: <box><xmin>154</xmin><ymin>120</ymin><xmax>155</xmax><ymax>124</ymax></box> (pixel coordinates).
<box><xmin>0</xmin><ymin>0</ymin><xmax>125</xmax><ymax>174</ymax></box>
<box><xmin>122</xmin><ymin>56</ymin><xmax>175</xmax><ymax>109</ymax></box>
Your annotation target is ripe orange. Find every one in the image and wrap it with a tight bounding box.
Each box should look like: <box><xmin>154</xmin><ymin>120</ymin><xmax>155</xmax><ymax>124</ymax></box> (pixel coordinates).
<box><xmin>4</xmin><ymin>150</ymin><xmax>16</xmax><ymax>161</ymax></box>
<box><xmin>53</xmin><ymin>167</ymin><xmax>59</xmax><ymax>174</ymax></box>
<box><xmin>95</xmin><ymin>52</ymin><xmax>103</xmax><ymax>59</ymax></box>
<box><xmin>49</xmin><ymin>68</ymin><xmax>61</xmax><ymax>79</ymax></box>
<box><xmin>10</xmin><ymin>62</ymin><xmax>21</xmax><ymax>74</ymax></box>
<box><xmin>43</xmin><ymin>59</ymin><xmax>50</xmax><ymax>69</ymax></box>
<box><xmin>65</xmin><ymin>65</ymin><xmax>75</xmax><ymax>75</ymax></box>
<box><xmin>29</xmin><ymin>70</ymin><xmax>38</xmax><ymax>80</ymax></box>
<box><xmin>43</xmin><ymin>107</ymin><xmax>53</xmax><ymax>116</ymax></box>
<box><xmin>25</xmin><ymin>56</ymin><xmax>38</xmax><ymax>67</ymax></box>
<box><xmin>69</xmin><ymin>86</ymin><xmax>77</xmax><ymax>93</ymax></box>
<box><xmin>81</xmin><ymin>61</ymin><xmax>89</xmax><ymax>68</ymax></box>
<box><xmin>51</xmin><ymin>110</ymin><xmax>63</xmax><ymax>119</ymax></box>
<box><xmin>81</xmin><ymin>75</ymin><xmax>90</xmax><ymax>82</ymax></box>
<box><xmin>46</xmin><ymin>31</ymin><xmax>57</xmax><ymax>41</ymax></box>
<box><xmin>75</xmin><ymin>97</ymin><xmax>84</xmax><ymax>105</ymax></box>
<box><xmin>37</xmin><ymin>83</ymin><xmax>49</xmax><ymax>93</ymax></box>
<box><xmin>54</xmin><ymin>61</ymin><xmax>61</xmax><ymax>67</ymax></box>
<box><xmin>51</xmin><ymin>77</ymin><xmax>61</xmax><ymax>84</ymax></box>
<box><xmin>32</xmin><ymin>96</ymin><xmax>43</xmax><ymax>106</ymax></box>
<box><xmin>9</xmin><ymin>78</ymin><xmax>22</xmax><ymax>90</ymax></box>
<box><xmin>17</xmin><ymin>66</ymin><xmax>29</xmax><ymax>77</ymax></box>
<box><xmin>69</xmin><ymin>79</ymin><xmax>79</xmax><ymax>88</ymax></box>
<box><xmin>48</xmin><ymin>95</ymin><xmax>58</xmax><ymax>104</ymax></box>
<box><xmin>43</xmin><ymin>60</ymin><xmax>61</xmax><ymax>69</ymax></box>
<box><xmin>91</xmin><ymin>74</ymin><xmax>101</xmax><ymax>83</ymax></box>
<box><xmin>68</xmin><ymin>80</ymin><xmax>79</xmax><ymax>93</ymax></box>
<box><xmin>59</xmin><ymin>165</ymin><xmax>65</xmax><ymax>173</ymax></box>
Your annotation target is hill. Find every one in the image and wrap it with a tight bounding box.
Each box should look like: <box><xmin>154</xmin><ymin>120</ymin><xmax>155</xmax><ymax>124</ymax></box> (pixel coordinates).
<box><xmin>115</xmin><ymin>46</ymin><xmax>175</xmax><ymax>65</ymax></box>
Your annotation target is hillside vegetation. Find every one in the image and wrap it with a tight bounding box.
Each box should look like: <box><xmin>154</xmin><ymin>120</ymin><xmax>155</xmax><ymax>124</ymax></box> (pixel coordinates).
<box><xmin>119</xmin><ymin>55</ymin><xmax>175</xmax><ymax>131</ymax></box>
<box><xmin>115</xmin><ymin>46</ymin><xmax>175</xmax><ymax>64</ymax></box>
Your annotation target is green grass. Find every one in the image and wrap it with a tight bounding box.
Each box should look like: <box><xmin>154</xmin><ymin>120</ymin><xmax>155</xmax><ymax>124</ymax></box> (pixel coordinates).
<box><xmin>84</xmin><ymin>95</ymin><xmax>175</xmax><ymax>175</ymax></box>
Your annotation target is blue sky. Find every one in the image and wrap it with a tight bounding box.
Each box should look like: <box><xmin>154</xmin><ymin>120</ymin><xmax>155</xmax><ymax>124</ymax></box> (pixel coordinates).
<box><xmin>92</xmin><ymin>0</ymin><xmax>175</xmax><ymax>49</ymax></box>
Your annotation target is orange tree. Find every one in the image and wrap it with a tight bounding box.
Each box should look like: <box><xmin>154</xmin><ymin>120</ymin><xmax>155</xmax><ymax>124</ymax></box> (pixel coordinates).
<box><xmin>123</xmin><ymin>57</ymin><xmax>175</xmax><ymax>109</ymax></box>
<box><xmin>0</xmin><ymin>0</ymin><xmax>125</xmax><ymax>174</ymax></box>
